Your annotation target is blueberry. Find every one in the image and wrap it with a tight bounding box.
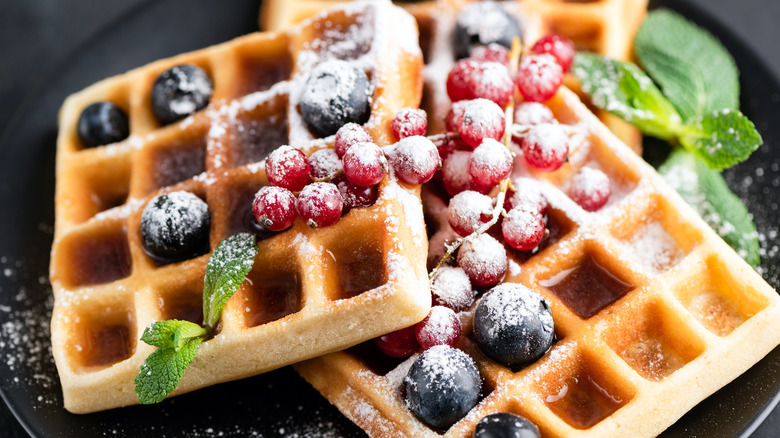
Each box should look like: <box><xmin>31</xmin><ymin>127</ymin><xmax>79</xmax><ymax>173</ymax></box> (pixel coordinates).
<box><xmin>300</xmin><ymin>60</ymin><xmax>371</xmax><ymax>138</ymax></box>
<box><xmin>141</xmin><ymin>191</ymin><xmax>210</xmax><ymax>263</ymax></box>
<box><xmin>454</xmin><ymin>2</ymin><xmax>522</xmax><ymax>59</ymax></box>
<box><xmin>473</xmin><ymin>283</ymin><xmax>554</xmax><ymax>368</ymax></box>
<box><xmin>404</xmin><ymin>345</ymin><xmax>481</xmax><ymax>430</ymax></box>
<box><xmin>152</xmin><ymin>64</ymin><xmax>213</xmax><ymax>125</ymax></box>
<box><xmin>473</xmin><ymin>413</ymin><xmax>541</xmax><ymax>438</ymax></box>
<box><xmin>77</xmin><ymin>102</ymin><xmax>129</xmax><ymax>148</ymax></box>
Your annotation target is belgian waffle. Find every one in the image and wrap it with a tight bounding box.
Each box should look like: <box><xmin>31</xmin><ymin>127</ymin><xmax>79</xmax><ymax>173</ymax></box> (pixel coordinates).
<box><xmin>260</xmin><ymin>0</ymin><xmax>646</xmax><ymax>150</ymax></box>
<box><xmin>294</xmin><ymin>86</ymin><xmax>780</xmax><ymax>437</ymax></box>
<box><xmin>50</xmin><ymin>0</ymin><xmax>430</xmax><ymax>414</ymax></box>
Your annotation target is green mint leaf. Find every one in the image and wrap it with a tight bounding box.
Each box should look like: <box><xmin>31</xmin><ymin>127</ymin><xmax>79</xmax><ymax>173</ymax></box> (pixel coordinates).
<box><xmin>573</xmin><ymin>53</ymin><xmax>683</xmax><ymax>139</ymax></box>
<box><xmin>659</xmin><ymin>149</ymin><xmax>760</xmax><ymax>266</ymax></box>
<box><xmin>679</xmin><ymin>109</ymin><xmax>763</xmax><ymax>169</ymax></box>
<box><xmin>134</xmin><ymin>337</ymin><xmax>203</xmax><ymax>404</ymax></box>
<box><xmin>140</xmin><ymin>319</ymin><xmax>208</xmax><ymax>350</ymax></box>
<box><xmin>635</xmin><ymin>9</ymin><xmax>739</xmax><ymax>120</ymax></box>
<box><xmin>202</xmin><ymin>233</ymin><xmax>257</xmax><ymax>330</ymax></box>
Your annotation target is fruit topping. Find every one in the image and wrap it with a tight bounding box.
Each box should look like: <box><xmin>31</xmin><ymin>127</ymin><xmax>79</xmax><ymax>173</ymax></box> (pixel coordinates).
<box><xmin>141</xmin><ymin>191</ymin><xmax>210</xmax><ymax>263</ymax></box>
<box><xmin>455</xmin><ymin>99</ymin><xmax>506</xmax><ymax>148</ymax></box>
<box><xmin>457</xmin><ymin>234</ymin><xmax>508</xmax><ymax>287</ymax></box>
<box><xmin>252</xmin><ymin>186</ymin><xmax>297</xmax><ymax>231</ymax></box>
<box><xmin>531</xmin><ymin>34</ymin><xmax>576</xmax><ymax>73</ymax></box>
<box><xmin>473</xmin><ymin>412</ymin><xmax>541</xmax><ymax>438</ymax></box>
<box><xmin>416</xmin><ymin>306</ymin><xmax>463</xmax><ymax>350</ymax></box>
<box><xmin>296</xmin><ymin>182</ymin><xmax>343</xmax><ymax>228</ymax></box>
<box><xmin>391</xmin><ymin>108</ymin><xmax>428</xmax><ymax>139</ymax></box>
<box><xmin>454</xmin><ymin>2</ymin><xmax>522</xmax><ymax>59</ymax></box>
<box><xmin>308</xmin><ymin>148</ymin><xmax>343</xmax><ymax>180</ymax></box>
<box><xmin>375</xmin><ymin>326</ymin><xmax>419</xmax><ymax>358</ymax></box>
<box><xmin>151</xmin><ymin>64</ymin><xmax>213</xmax><ymax>125</ymax></box>
<box><xmin>469</xmin><ymin>138</ymin><xmax>513</xmax><ymax>187</ymax></box>
<box><xmin>342</xmin><ymin>141</ymin><xmax>387</xmax><ymax>187</ymax></box>
<box><xmin>336</xmin><ymin>177</ymin><xmax>379</xmax><ymax>213</ymax></box>
<box><xmin>513</xmin><ymin>102</ymin><xmax>555</xmax><ymax>127</ymax></box>
<box><xmin>569</xmin><ymin>167</ymin><xmax>611</xmax><ymax>211</ymax></box>
<box><xmin>521</xmin><ymin>123</ymin><xmax>569</xmax><ymax>172</ymax></box>
<box><xmin>389</xmin><ymin>136</ymin><xmax>441</xmax><ymax>185</ymax></box>
<box><xmin>431</xmin><ymin>266</ymin><xmax>475</xmax><ymax>312</ymax></box>
<box><xmin>265</xmin><ymin>146</ymin><xmax>312</xmax><ymax>192</ymax></box>
<box><xmin>334</xmin><ymin>123</ymin><xmax>373</xmax><ymax>158</ymax></box>
<box><xmin>442</xmin><ymin>150</ymin><xmax>491</xmax><ymax>196</ymax></box>
<box><xmin>77</xmin><ymin>102</ymin><xmax>129</xmax><ymax>147</ymax></box>
<box><xmin>448</xmin><ymin>191</ymin><xmax>494</xmax><ymax>237</ymax></box>
<box><xmin>502</xmin><ymin>207</ymin><xmax>545</xmax><ymax>251</ymax></box>
<box><xmin>469</xmin><ymin>44</ymin><xmax>510</xmax><ymax>66</ymax></box>
<box><xmin>300</xmin><ymin>60</ymin><xmax>372</xmax><ymax>137</ymax></box>
<box><xmin>515</xmin><ymin>54</ymin><xmax>563</xmax><ymax>103</ymax></box>
<box><xmin>447</xmin><ymin>60</ymin><xmax>514</xmax><ymax>107</ymax></box>
<box><xmin>404</xmin><ymin>345</ymin><xmax>481</xmax><ymax>430</ymax></box>
<box><xmin>473</xmin><ymin>283</ymin><xmax>554</xmax><ymax>368</ymax></box>
<box><xmin>507</xmin><ymin>180</ymin><xmax>548</xmax><ymax>215</ymax></box>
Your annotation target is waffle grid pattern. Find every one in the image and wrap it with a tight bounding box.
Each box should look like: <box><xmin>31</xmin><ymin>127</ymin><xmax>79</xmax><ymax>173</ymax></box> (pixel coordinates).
<box><xmin>50</xmin><ymin>0</ymin><xmax>431</xmax><ymax>414</ymax></box>
<box><xmin>294</xmin><ymin>87</ymin><xmax>780</xmax><ymax>437</ymax></box>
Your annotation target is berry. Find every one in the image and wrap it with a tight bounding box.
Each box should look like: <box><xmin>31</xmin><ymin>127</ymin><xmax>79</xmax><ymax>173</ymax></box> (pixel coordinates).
<box><xmin>473</xmin><ymin>283</ymin><xmax>554</xmax><ymax>368</ymax></box>
<box><xmin>300</xmin><ymin>60</ymin><xmax>371</xmax><ymax>137</ymax></box>
<box><xmin>514</xmin><ymin>102</ymin><xmax>555</xmax><ymax>127</ymax></box>
<box><xmin>404</xmin><ymin>345</ymin><xmax>481</xmax><ymax>430</ymax></box>
<box><xmin>416</xmin><ymin>306</ymin><xmax>462</xmax><ymax>350</ymax></box>
<box><xmin>502</xmin><ymin>207</ymin><xmax>545</xmax><ymax>251</ymax></box>
<box><xmin>457</xmin><ymin>234</ymin><xmax>508</xmax><ymax>287</ymax></box>
<box><xmin>141</xmin><ymin>191</ymin><xmax>210</xmax><ymax>263</ymax></box>
<box><xmin>448</xmin><ymin>191</ymin><xmax>494</xmax><ymax>237</ymax></box>
<box><xmin>77</xmin><ymin>102</ymin><xmax>129</xmax><ymax>147</ymax></box>
<box><xmin>431</xmin><ymin>267</ymin><xmax>475</xmax><ymax>312</ymax></box>
<box><xmin>469</xmin><ymin>138</ymin><xmax>513</xmax><ymax>187</ymax></box>
<box><xmin>522</xmin><ymin>124</ymin><xmax>569</xmax><ymax>172</ymax></box>
<box><xmin>389</xmin><ymin>136</ymin><xmax>441</xmax><ymax>185</ymax></box>
<box><xmin>392</xmin><ymin>108</ymin><xmax>428</xmax><ymax>139</ymax></box>
<box><xmin>454</xmin><ymin>2</ymin><xmax>522</xmax><ymax>59</ymax></box>
<box><xmin>342</xmin><ymin>142</ymin><xmax>387</xmax><ymax>187</ymax></box>
<box><xmin>265</xmin><ymin>146</ymin><xmax>311</xmax><ymax>191</ymax></box>
<box><xmin>296</xmin><ymin>182</ymin><xmax>343</xmax><ymax>228</ymax></box>
<box><xmin>507</xmin><ymin>180</ymin><xmax>547</xmax><ymax>215</ymax></box>
<box><xmin>569</xmin><ymin>167</ymin><xmax>611</xmax><ymax>211</ymax></box>
<box><xmin>308</xmin><ymin>148</ymin><xmax>342</xmax><ymax>180</ymax></box>
<box><xmin>470</xmin><ymin>43</ymin><xmax>510</xmax><ymax>66</ymax></box>
<box><xmin>334</xmin><ymin>123</ymin><xmax>373</xmax><ymax>158</ymax></box>
<box><xmin>457</xmin><ymin>99</ymin><xmax>505</xmax><ymax>148</ymax></box>
<box><xmin>442</xmin><ymin>150</ymin><xmax>491</xmax><ymax>197</ymax></box>
<box><xmin>446</xmin><ymin>101</ymin><xmax>468</xmax><ymax>133</ymax></box>
<box><xmin>447</xmin><ymin>60</ymin><xmax>514</xmax><ymax>107</ymax></box>
<box><xmin>336</xmin><ymin>177</ymin><xmax>379</xmax><ymax>213</ymax></box>
<box><xmin>375</xmin><ymin>326</ymin><xmax>419</xmax><ymax>358</ymax></box>
<box><xmin>473</xmin><ymin>413</ymin><xmax>541</xmax><ymax>438</ymax></box>
<box><xmin>531</xmin><ymin>34</ymin><xmax>576</xmax><ymax>73</ymax></box>
<box><xmin>152</xmin><ymin>64</ymin><xmax>213</xmax><ymax>125</ymax></box>
<box><xmin>252</xmin><ymin>186</ymin><xmax>297</xmax><ymax>231</ymax></box>
<box><xmin>515</xmin><ymin>54</ymin><xmax>563</xmax><ymax>103</ymax></box>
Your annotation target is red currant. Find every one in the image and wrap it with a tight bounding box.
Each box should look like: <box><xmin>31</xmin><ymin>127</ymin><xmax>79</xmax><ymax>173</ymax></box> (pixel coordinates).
<box><xmin>375</xmin><ymin>326</ymin><xmax>419</xmax><ymax>358</ymax></box>
<box><xmin>457</xmin><ymin>99</ymin><xmax>505</xmax><ymax>148</ymax></box>
<box><xmin>446</xmin><ymin>101</ymin><xmax>467</xmax><ymax>132</ymax></box>
<box><xmin>516</xmin><ymin>54</ymin><xmax>564</xmax><ymax>103</ymax></box>
<box><xmin>342</xmin><ymin>142</ymin><xmax>387</xmax><ymax>187</ymax></box>
<box><xmin>391</xmin><ymin>108</ymin><xmax>427</xmax><ymax>140</ymax></box>
<box><xmin>457</xmin><ymin>234</ymin><xmax>508</xmax><ymax>287</ymax></box>
<box><xmin>431</xmin><ymin>266</ymin><xmax>475</xmax><ymax>312</ymax></box>
<box><xmin>448</xmin><ymin>191</ymin><xmax>494</xmax><ymax>237</ymax></box>
<box><xmin>309</xmin><ymin>148</ymin><xmax>342</xmax><ymax>180</ymax></box>
<box><xmin>569</xmin><ymin>167</ymin><xmax>611</xmax><ymax>211</ymax></box>
<box><xmin>336</xmin><ymin>176</ymin><xmax>379</xmax><ymax>213</ymax></box>
<box><xmin>442</xmin><ymin>150</ymin><xmax>491</xmax><ymax>196</ymax></box>
<box><xmin>415</xmin><ymin>306</ymin><xmax>462</xmax><ymax>350</ymax></box>
<box><xmin>531</xmin><ymin>34</ymin><xmax>576</xmax><ymax>73</ymax></box>
<box><xmin>447</xmin><ymin>60</ymin><xmax>513</xmax><ymax>107</ymax></box>
<box><xmin>296</xmin><ymin>182</ymin><xmax>343</xmax><ymax>228</ymax></box>
<box><xmin>502</xmin><ymin>207</ymin><xmax>545</xmax><ymax>251</ymax></box>
<box><xmin>514</xmin><ymin>102</ymin><xmax>555</xmax><ymax>126</ymax></box>
<box><xmin>389</xmin><ymin>136</ymin><xmax>440</xmax><ymax>185</ymax></box>
<box><xmin>507</xmin><ymin>179</ymin><xmax>548</xmax><ymax>215</ymax></box>
<box><xmin>469</xmin><ymin>138</ymin><xmax>513</xmax><ymax>187</ymax></box>
<box><xmin>265</xmin><ymin>146</ymin><xmax>311</xmax><ymax>191</ymax></box>
<box><xmin>522</xmin><ymin>123</ymin><xmax>569</xmax><ymax>172</ymax></box>
<box><xmin>334</xmin><ymin>123</ymin><xmax>372</xmax><ymax>158</ymax></box>
<box><xmin>470</xmin><ymin>43</ymin><xmax>510</xmax><ymax>66</ymax></box>
<box><xmin>252</xmin><ymin>186</ymin><xmax>298</xmax><ymax>231</ymax></box>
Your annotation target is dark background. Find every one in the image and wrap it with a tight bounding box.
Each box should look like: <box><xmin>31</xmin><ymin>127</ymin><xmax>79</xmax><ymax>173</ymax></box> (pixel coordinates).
<box><xmin>0</xmin><ymin>0</ymin><xmax>778</xmax><ymax>436</ymax></box>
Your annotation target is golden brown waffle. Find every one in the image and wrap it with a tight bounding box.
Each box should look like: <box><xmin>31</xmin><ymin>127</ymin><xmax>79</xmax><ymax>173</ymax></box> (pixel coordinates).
<box><xmin>50</xmin><ymin>0</ymin><xmax>430</xmax><ymax>414</ymax></box>
<box><xmin>260</xmin><ymin>0</ymin><xmax>647</xmax><ymax>151</ymax></box>
<box><xmin>294</xmin><ymin>86</ymin><xmax>780</xmax><ymax>437</ymax></box>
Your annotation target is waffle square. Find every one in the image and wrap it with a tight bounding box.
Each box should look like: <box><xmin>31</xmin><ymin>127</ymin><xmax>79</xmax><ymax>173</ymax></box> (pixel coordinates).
<box><xmin>50</xmin><ymin>0</ymin><xmax>431</xmax><ymax>414</ymax></box>
<box><xmin>294</xmin><ymin>87</ymin><xmax>780</xmax><ymax>437</ymax></box>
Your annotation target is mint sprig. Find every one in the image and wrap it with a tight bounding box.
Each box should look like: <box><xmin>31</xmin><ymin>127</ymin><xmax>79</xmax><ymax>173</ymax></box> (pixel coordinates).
<box><xmin>680</xmin><ymin>109</ymin><xmax>763</xmax><ymax>170</ymax></box>
<box><xmin>134</xmin><ymin>233</ymin><xmax>257</xmax><ymax>404</ymax></box>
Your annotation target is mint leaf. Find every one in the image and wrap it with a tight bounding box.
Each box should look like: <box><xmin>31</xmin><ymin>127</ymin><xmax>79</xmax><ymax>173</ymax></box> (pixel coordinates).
<box><xmin>202</xmin><ymin>233</ymin><xmax>257</xmax><ymax>330</ymax></box>
<box><xmin>134</xmin><ymin>320</ymin><xmax>206</xmax><ymax>404</ymax></box>
<box><xmin>679</xmin><ymin>109</ymin><xmax>763</xmax><ymax>169</ymax></box>
<box><xmin>573</xmin><ymin>53</ymin><xmax>683</xmax><ymax>139</ymax></box>
<box><xmin>659</xmin><ymin>149</ymin><xmax>760</xmax><ymax>266</ymax></box>
<box><xmin>635</xmin><ymin>9</ymin><xmax>739</xmax><ymax>120</ymax></box>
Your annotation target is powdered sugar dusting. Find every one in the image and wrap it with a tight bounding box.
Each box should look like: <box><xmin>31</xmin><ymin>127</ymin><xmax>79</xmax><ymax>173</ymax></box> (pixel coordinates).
<box><xmin>620</xmin><ymin>222</ymin><xmax>684</xmax><ymax>275</ymax></box>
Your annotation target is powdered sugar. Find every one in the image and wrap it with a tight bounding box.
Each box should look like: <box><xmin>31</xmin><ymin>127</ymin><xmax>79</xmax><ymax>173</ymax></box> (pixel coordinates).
<box><xmin>457</xmin><ymin>234</ymin><xmax>508</xmax><ymax>287</ymax></box>
<box><xmin>447</xmin><ymin>191</ymin><xmax>493</xmax><ymax>237</ymax></box>
<box><xmin>431</xmin><ymin>267</ymin><xmax>474</xmax><ymax>312</ymax></box>
<box><xmin>620</xmin><ymin>222</ymin><xmax>684</xmax><ymax>275</ymax></box>
<box><xmin>309</xmin><ymin>148</ymin><xmax>343</xmax><ymax>179</ymax></box>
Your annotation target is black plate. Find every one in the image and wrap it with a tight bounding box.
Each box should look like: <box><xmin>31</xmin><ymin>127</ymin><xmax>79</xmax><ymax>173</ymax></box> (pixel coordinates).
<box><xmin>1</xmin><ymin>0</ymin><xmax>779</xmax><ymax>436</ymax></box>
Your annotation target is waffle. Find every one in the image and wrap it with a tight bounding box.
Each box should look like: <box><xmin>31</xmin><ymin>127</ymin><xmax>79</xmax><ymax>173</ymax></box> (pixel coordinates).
<box><xmin>49</xmin><ymin>0</ymin><xmax>430</xmax><ymax>414</ymax></box>
<box><xmin>294</xmin><ymin>86</ymin><xmax>780</xmax><ymax>437</ymax></box>
<box><xmin>260</xmin><ymin>0</ymin><xmax>646</xmax><ymax>151</ymax></box>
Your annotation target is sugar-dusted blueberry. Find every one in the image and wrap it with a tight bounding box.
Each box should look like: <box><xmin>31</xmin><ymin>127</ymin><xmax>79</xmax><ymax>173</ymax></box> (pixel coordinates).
<box><xmin>473</xmin><ymin>412</ymin><xmax>541</xmax><ymax>438</ymax></box>
<box><xmin>300</xmin><ymin>60</ymin><xmax>372</xmax><ymax>138</ymax></box>
<box><xmin>151</xmin><ymin>64</ymin><xmax>213</xmax><ymax>125</ymax></box>
<box><xmin>454</xmin><ymin>1</ymin><xmax>522</xmax><ymax>59</ymax></box>
<box><xmin>473</xmin><ymin>283</ymin><xmax>554</xmax><ymax>368</ymax></box>
<box><xmin>141</xmin><ymin>191</ymin><xmax>210</xmax><ymax>263</ymax></box>
<box><xmin>404</xmin><ymin>345</ymin><xmax>481</xmax><ymax>430</ymax></box>
<box><xmin>77</xmin><ymin>102</ymin><xmax>129</xmax><ymax>148</ymax></box>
